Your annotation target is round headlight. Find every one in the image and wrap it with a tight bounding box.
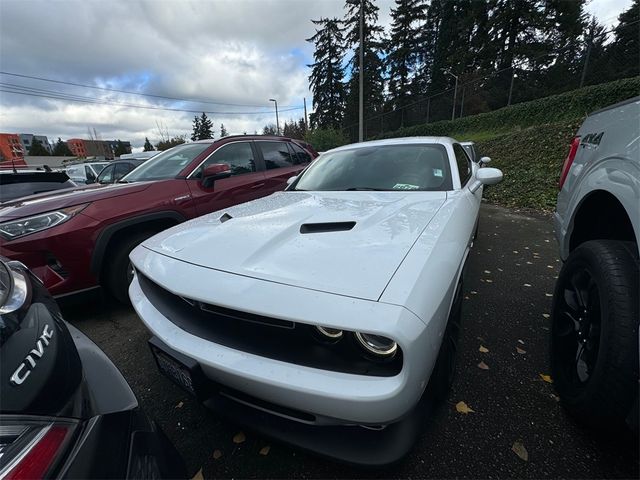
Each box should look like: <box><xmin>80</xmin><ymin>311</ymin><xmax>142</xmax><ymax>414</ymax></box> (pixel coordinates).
<box><xmin>0</xmin><ymin>262</ymin><xmax>29</xmax><ymax>314</ymax></box>
<box><xmin>354</xmin><ymin>332</ymin><xmax>397</xmax><ymax>357</ymax></box>
<box><xmin>315</xmin><ymin>326</ymin><xmax>343</xmax><ymax>340</ymax></box>
<box><xmin>0</xmin><ymin>262</ymin><xmax>12</xmax><ymax>308</ymax></box>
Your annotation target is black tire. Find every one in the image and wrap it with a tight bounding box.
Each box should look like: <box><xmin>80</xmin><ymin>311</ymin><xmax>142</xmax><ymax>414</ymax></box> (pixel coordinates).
<box><xmin>104</xmin><ymin>230</ymin><xmax>155</xmax><ymax>304</ymax></box>
<box><xmin>550</xmin><ymin>240</ymin><xmax>639</xmax><ymax>430</ymax></box>
<box><xmin>428</xmin><ymin>276</ymin><xmax>463</xmax><ymax>402</ymax></box>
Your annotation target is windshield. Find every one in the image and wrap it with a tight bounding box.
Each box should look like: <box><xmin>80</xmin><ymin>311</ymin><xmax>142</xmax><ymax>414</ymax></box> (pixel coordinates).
<box><xmin>122</xmin><ymin>143</ymin><xmax>211</xmax><ymax>182</ymax></box>
<box><xmin>293</xmin><ymin>144</ymin><xmax>452</xmax><ymax>192</ymax></box>
<box><xmin>89</xmin><ymin>163</ymin><xmax>109</xmax><ymax>174</ymax></box>
<box><xmin>0</xmin><ymin>172</ymin><xmax>76</xmax><ymax>203</ymax></box>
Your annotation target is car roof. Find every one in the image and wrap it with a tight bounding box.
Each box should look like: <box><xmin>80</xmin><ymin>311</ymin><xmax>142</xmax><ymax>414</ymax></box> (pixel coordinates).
<box><xmin>327</xmin><ymin>136</ymin><xmax>460</xmax><ymax>154</ymax></box>
<box><xmin>191</xmin><ymin>135</ymin><xmax>300</xmax><ymax>144</ymax></box>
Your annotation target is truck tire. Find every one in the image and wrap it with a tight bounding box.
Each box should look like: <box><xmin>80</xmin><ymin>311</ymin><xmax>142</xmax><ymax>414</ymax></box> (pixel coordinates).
<box><xmin>551</xmin><ymin>240</ymin><xmax>639</xmax><ymax>430</ymax></box>
<box><xmin>105</xmin><ymin>231</ymin><xmax>155</xmax><ymax>304</ymax></box>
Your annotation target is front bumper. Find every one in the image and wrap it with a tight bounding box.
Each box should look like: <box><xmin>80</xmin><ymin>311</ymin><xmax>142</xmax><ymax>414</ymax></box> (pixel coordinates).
<box><xmin>129</xmin><ymin>248</ymin><xmax>440</xmax><ymax>427</ymax></box>
<box><xmin>0</xmin><ymin>213</ymin><xmax>101</xmax><ymax>296</ymax></box>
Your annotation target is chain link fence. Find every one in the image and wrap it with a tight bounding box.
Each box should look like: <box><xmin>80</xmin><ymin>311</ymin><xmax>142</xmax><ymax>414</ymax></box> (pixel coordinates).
<box><xmin>343</xmin><ymin>20</ymin><xmax>639</xmax><ymax>141</ymax></box>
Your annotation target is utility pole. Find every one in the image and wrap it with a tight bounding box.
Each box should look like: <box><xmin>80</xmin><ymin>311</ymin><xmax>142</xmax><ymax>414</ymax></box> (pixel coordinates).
<box><xmin>459</xmin><ymin>88</ymin><xmax>465</xmax><ymax>118</ymax></box>
<box><xmin>508</xmin><ymin>72</ymin><xmax>518</xmax><ymax>106</ymax></box>
<box><xmin>303</xmin><ymin>97</ymin><xmax>308</xmax><ymax>131</ymax></box>
<box><xmin>269</xmin><ymin>98</ymin><xmax>280</xmax><ymax>135</ymax></box>
<box><xmin>346</xmin><ymin>0</ymin><xmax>364</xmax><ymax>141</ymax></box>
<box><xmin>442</xmin><ymin>69</ymin><xmax>458</xmax><ymax>121</ymax></box>
<box><xmin>358</xmin><ymin>0</ymin><xmax>364</xmax><ymax>141</ymax></box>
<box><xmin>580</xmin><ymin>34</ymin><xmax>593</xmax><ymax>88</ymax></box>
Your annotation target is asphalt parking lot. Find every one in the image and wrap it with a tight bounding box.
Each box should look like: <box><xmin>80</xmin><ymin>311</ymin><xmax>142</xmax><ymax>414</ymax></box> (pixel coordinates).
<box><xmin>62</xmin><ymin>203</ymin><xmax>639</xmax><ymax>479</ymax></box>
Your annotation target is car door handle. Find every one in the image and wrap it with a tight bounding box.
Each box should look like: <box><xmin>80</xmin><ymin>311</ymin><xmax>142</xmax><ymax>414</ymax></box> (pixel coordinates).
<box><xmin>250</xmin><ymin>183</ymin><xmax>265</xmax><ymax>189</ymax></box>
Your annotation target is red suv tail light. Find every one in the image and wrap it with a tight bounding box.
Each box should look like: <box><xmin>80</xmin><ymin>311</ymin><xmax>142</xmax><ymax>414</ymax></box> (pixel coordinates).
<box><xmin>0</xmin><ymin>416</ymin><xmax>77</xmax><ymax>479</ymax></box>
<box><xmin>559</xmin><ymin>136</ymin><xmax>581</xmax><ymax>190</ymax></box>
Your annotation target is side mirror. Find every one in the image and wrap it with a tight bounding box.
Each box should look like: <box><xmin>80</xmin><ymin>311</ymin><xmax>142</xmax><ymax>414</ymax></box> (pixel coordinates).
<box><xmin>201</xmin><ymin>163</ymin><xmax>231</xmax><ymax>188</ymax></box>
<box><xmin>85</xmin><ymin>178</ymin><xmax>95</xmax><ymax>184</ymax></box>
<box><xmin>286</xmin><ymin>176</ymin><xmax>297</xmax><ymax>186</ymax></box>
<box><xmin>479</xmin><ymin>156</ymin><xmax>491</xmax><ymax>166</ymax></box>
<box><xmin>469</xmin><ymin>167</ymin><xmax>503</xmax><ymax>193</ymax></box>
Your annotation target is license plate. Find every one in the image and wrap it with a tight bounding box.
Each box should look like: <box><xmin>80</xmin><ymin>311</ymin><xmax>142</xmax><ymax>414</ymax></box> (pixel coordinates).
<box><xmin>152</xmin><ymin>348</ymin><xmax>197</xmax><ymax>396</ymax></box>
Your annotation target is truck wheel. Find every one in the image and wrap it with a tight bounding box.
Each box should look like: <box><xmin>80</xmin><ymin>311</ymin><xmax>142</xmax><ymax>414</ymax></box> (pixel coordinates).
<box><xmin>105</xmin><ymin>231</ymin><xmax>155</xmax><ymax>304</ymax></box>
<box><xmin>551</xmin><ymin>240</ymin><xmax>639</xmax><ymax>430</ymax></box>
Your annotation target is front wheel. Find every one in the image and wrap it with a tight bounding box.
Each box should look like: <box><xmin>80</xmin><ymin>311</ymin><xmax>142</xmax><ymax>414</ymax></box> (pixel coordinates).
<box><xmin>429</xmin><ymin>276</ymin><xmax>463</xmax><ymax>402</ymax></box>
<box><xmin>105</xmin><ymin>231</ymin><xmax>156</xmax><ymax>304</ymax></box>
<box><xmin>550</xmin><ymin>240</ymin><xmax>639</xmax><ymax>430</ymax></box>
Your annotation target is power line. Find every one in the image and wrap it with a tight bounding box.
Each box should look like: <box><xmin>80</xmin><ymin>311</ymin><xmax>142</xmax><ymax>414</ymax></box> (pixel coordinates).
<box><xmin>0</xmin><ymin>71</ymin><xmax>303</xmax><ymax>109</ymax></box>
<box><xmin>0</xmin><ymin>85</ymin><xmax>303</xmax><ymax>115</ymax></box>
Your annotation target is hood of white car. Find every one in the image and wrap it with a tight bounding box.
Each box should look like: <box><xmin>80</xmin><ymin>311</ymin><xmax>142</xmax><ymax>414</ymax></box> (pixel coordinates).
<box><xmin>142</xmin><ymin>191</ymin><xmax>446</xmax><ymax>300</ymax></box>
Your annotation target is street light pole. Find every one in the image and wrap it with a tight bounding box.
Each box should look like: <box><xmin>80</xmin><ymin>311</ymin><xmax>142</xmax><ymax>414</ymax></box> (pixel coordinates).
<box><xmin>269</xmin><ymin>98</ymin><xmax>280</xmax><ymax>135</ymax></box>
<box><xmin>442</xmin><ymin>69</ymin><xmax>458</xmax><ymax>121</ymax></box>
<box><xmin>508</xmin><ymin>72</ymin><xmax>518</xmax><ymax>106</ymax></box>
<box><xmin>347</xmin><ymin>0</ymin><xmax>364</xmax><ymax>142</ymax></box>
<box><xmin>358</xmin><ymin>0</ymin><xmax>364</xmax><ymax>142</ymax></box>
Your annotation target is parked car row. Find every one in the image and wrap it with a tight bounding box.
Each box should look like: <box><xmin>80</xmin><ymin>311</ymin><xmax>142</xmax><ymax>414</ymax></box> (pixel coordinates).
<box><xmin>1</xmin><ymin>96</ymin><xmax>638</xmax><ymax>475</ymax></box>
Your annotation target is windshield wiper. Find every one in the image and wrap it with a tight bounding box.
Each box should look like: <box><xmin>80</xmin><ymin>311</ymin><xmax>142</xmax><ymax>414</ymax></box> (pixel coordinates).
<box><xmin>345</xmin><ymin>187</ymin><xmax>388</xmax><ymax>191</ymax></box>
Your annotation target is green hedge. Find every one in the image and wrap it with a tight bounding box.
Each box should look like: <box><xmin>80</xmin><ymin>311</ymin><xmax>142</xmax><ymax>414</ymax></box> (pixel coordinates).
<box><xmin>375</xmin><ymin>77</ymin><xmax>640</xmax><ymax>140</ymax></box>
<box><xmin>476</xmin><ymin>120</ymin><xmax>582</xmax><ymax>211</ymax></box>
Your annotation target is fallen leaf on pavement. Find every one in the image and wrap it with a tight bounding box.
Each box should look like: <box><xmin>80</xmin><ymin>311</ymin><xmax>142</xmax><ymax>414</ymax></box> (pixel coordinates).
<box><xmin>485</xmin><ymin>279</ymin><xmax>493</xmax><ymax>283</ymax></box>
<box><xmin>512</xmin><ymin>441</ymin><xmax>529</xmax><ymax>461</ymax></box>
<box><xmin>259</xmin><ymin>446</ymin><xmax>271</xmax><ymax>456</ymax></box>
<box><xmin>545</xmin><ymin>293</ymin><xmax>553</xmax><ymax>297</ymax></box>
<box><xmin>233</xmin><ymin>431</ymin><xmax>246</xmax><ymax>444</ymax></box>
<box><xmin>517</xmin><ymin>339</ymin><xmax>525</xmax><ymax>345</ymax></box>
<box><xmin>523</xmin><ymin>283</ymin><xmax>532</xmax><ymax>287</ymax></box>
<box><xmin>542</xmin><ymin>313</ymin><xmax>550</xmax><ymax>318</ymax></box>
<box><xmin>192</xmin><ymin>468</ymin><xmax>204</xmax><ymax>480</ymax></box>
<box><xmin>212</xmin><ymin>450</ymin><xmax>222</xmax><ymax>460</ymax></box>
<box><xmin>479</xmin><ymin>345</ymin><xmax>489</xmax><ymax>353</ymax></box>
<box><xmin>175</xmin><ymin>401</ymin><xmax>184</xmax><ymax>409</ymax></box>
<box><xmin>540</xmin><ymin>374</ymin><xmax>553</xmax><ymax>383</ymax></box>
<box><xmin>477</xmin><ymin>361</ymin><xmax>489</xmax><ymax>370</ymax></box>
<box><xmin>455</xmin><ymin>401</ymin><xmax>475</xmax><ymax>414</ymax></box>
<box><xmin>516</xmin><ymin>347</ymin><xmax>526</xmax><ymax>354</ymax></box>
<box><xmin>550</xmin><ymin>394</ymin><xmax>560</xmax><ymax>402</ymax></box>
<box><xmin>470</xmin><ymin>291</ymin><xmax>478</xmax><ymax>295</ymax></box>
<box><xmin>484</xmin><ymin>270</ymin><xmax>491</xmax><ymax>274</ymax></box>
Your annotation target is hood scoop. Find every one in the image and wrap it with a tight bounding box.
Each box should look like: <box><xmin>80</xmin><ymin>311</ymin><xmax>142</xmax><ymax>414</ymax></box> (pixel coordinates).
<box><xmin>299</xmin><ymin>221</ymin><xmax>356</xmax><ymax>234</ymax></box>
<box><xmin>219</xmin><ymin>213</ymin><xmax>233</xmax><ymax>223</ymax></box>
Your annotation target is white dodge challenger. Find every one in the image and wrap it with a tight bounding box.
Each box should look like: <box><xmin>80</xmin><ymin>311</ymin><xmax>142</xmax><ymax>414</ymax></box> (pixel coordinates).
<box><xmin>129</xmin><ymin>137</ymin><xmax>503</xmax><ymax>465</ymax></box>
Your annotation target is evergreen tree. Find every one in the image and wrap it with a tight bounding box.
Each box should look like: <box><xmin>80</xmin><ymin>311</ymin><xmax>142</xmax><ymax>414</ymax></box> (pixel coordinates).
<box><xmin>198</xmin><ymin>112</ymin><xmax>213</xmax><ymax>139</ymax></box>
<box><xmin>220</xmin><ymin>124</ymin><xmax>228</xmax><ymax>137</ymax></box>
<box><xmin>52</xmin><ymin>138</ymin><xmax>73</xmax><ymax>156</ymax></box>
<box><xmin>342</xmin><ymin>0</ymin><xmax>385</xmax><ymax>140</ymax></box>
<box><xmin>156</xmin><ymin>135</ymin><xmax>186</xmax><ymax>151</ymax></box>
<box><xmin>307</xmin><ymin>17</ymin><xmax>347</xmax><ymax>129</ymax></box>
<box><xmin>607</xmin><ymin>0</ymin><xmax>640</xmax><ymax>79</ymax></box>
<box><xmin>28</xmin><ymin>139</ymin><xmax>49</xmax><ymax>156</ymax></box>
<box><xmin>386</xmin><ymin>0</ymin><xmax>426</xmax><ymax>129</ymax></box>
<box><xmin>282</xmin><ymin>118</ymin><xmax>306</xmax><ymax>140</ymax></box>
<box><xmin>262</xmin><ymin>124</ymin><xmax>278</xmax><ymax>135</ymax></box>
<box><xmin>191</xmin><ymin>115</ymin><xmax>201</xmax><ymax>141</ymax></box>
<box><xmin>143</xmin><ymin>137</ymin><xmax>154</xmax><ymax>151</ymax></box>
<box><xmin>113</xmin><ymin>140</ymin><xmax>129</xmax><ymax>157</ymax></box>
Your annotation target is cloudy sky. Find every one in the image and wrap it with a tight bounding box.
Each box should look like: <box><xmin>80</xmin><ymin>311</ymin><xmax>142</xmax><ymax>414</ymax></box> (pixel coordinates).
<box><xmin>0</xmin><ymin>0</ymin><xmax>632</xmax><ymax>151</ymax></box>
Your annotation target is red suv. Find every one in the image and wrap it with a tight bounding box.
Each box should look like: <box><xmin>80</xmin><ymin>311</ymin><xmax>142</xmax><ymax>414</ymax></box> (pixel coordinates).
<box><xmin>0</xmin><ymin>136</ymin><xmax>316</xmax><ymax>301</ymax></box>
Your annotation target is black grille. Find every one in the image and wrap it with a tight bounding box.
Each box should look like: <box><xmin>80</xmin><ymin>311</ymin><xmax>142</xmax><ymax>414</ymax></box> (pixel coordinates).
<box><xmin>137</xmin><ymin>273</ymin><xmax>402</xmax><ymax>377</ymax></box>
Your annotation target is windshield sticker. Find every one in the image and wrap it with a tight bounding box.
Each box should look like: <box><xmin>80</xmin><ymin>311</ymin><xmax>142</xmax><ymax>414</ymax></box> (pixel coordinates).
<box><xmin>433</xmin><ymin>168</ymin><xmax>443</xmax><ymax>177</ymax></box>
<box><xmin>393</xmin><ymin>183</ymin><xmax>420</xmax><ymax>190</ymax></box>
